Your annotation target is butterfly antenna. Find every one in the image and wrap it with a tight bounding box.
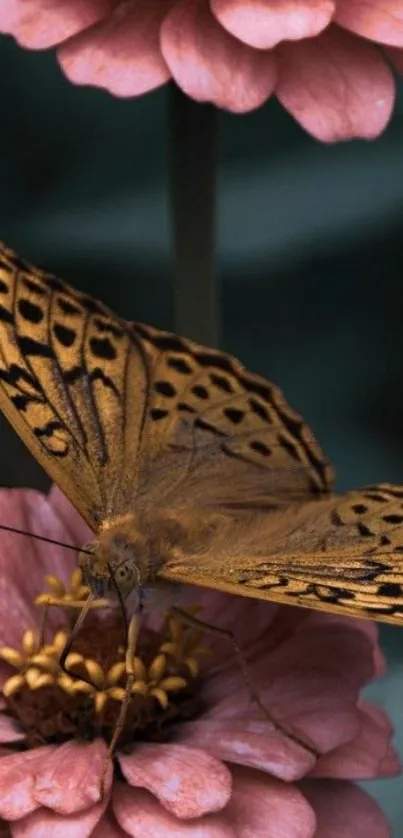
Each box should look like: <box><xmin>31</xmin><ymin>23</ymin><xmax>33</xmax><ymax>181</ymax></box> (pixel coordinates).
<box><xmin>0</xmin><ymin>524</ymin><xmax>92</xmax><ymax>554</ymax></box>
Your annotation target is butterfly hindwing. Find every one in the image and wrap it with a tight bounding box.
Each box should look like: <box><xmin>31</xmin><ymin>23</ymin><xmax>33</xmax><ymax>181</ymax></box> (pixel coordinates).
<box><xmin>160</xmin><ymin>483</ymin><xmax>403</xmax><ymax>624</ymax></box>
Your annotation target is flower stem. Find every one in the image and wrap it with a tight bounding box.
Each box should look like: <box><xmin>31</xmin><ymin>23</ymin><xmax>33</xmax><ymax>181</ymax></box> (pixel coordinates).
<box><xmin>168</xmin><ymin>84</ymin><xmax>218</xmax><ymax>346</ymax></box>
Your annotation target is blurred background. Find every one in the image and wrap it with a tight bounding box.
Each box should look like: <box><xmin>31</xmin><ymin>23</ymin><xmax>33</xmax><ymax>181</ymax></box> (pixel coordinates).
<box><xmin>0</xmin><ymin>34</ymin><xmax>402</xmax><ymax>832</ymax></box>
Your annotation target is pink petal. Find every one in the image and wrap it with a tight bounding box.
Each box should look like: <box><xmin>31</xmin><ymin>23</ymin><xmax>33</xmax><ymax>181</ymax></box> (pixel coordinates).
<box><xmin>379</xmin><ymin>743</ymin><xmax>401</xmax><ymax>775</ymax></box>
<box><xmin>300</xmin><ymin>613</ymin><xmax>386</xmax><ymax>678</ymax></box>
<box><xmin>0</xmin><ymin>488</ymin><xmax>81</xmax><ymax>648</ymax></box>
<box><xmin>175</xmin><ymin>719</ymin><xmax>316</xmax><ymax>780</ymax></box>
<box><xmin>11</xmin><ymin>801</ymin><xmax>106</xmax><ymax>838</ymax></box>
<box><xmin>275</xmin><ymin>25</ymin><xmax>395</xmax><ymax>141</ymax></box>
<box><xmin>113</xmin><ymin>783</ymin><xmax>233</xmax><ymax>837</ymax></box>
<box><xmin>0</xmin><ymin>0</ymin><xmax>117</xmax><ymax>49</ymax></box>
<box><xmin>34</xmin><ymin>740</ymin><xmax>112</xmax><ymax>814</ymax></box>
<box><xmin>211</xmin><ymin>0</ymin><xmax>335</xmax><ymax>50</ymax></box>
<box><xmin>161</xmin><ymin>0</ymin><xmax>278</xmax><ymax>112</ymax></box>
<box><xmin>299</xmin><ymin>779</ymin><xmax>390</xmax><ymax>838</ymax></box>
<box><xmin>225</xmin><ymin>766</ymin><xmax>316</xmax><ymax>838</ymax></box>
<box><xmin>0</xmin><ymin>713</ymin><xmax>25</xmax><ymax>744</ymax></box>
<box><xmin>204</xmin><ymin>624</ymin><xmax>374</xmax><ymax>753</ymax></box>
<box><xmin>335</xmin><ymin>0</ymin><xmax>403</xmax><ymax>47</ymax></box>
<box><xmin>310</xmin><ymin>701</ymin><xmax>399</xmax><ymax>779</ymax></box>
<box><xmin>58</xmin><ymin>0</ymin><xmax>171</xmax><ymax>97</ymax></box>
<box><xmin>118</xmin><ymin>743</ymin><xmax>231</xmax><ymax>819</ymax></box>
<box><xmin>0</xmin><ymin>746</ymin><xmax>56</xmax><ymax>820</ymax></box>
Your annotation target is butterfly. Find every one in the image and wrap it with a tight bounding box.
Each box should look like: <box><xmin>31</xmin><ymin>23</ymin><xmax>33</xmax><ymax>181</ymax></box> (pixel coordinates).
<box><xmin>0</xmin><ymin>241</ymin><xmax>402</xmax><ymax>627</ymax></box>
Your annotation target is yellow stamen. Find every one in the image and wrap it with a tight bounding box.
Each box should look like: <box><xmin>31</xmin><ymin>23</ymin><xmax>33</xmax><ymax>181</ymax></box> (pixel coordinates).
<box><xmin>94</xmin><ymin>692</ymin><xmax>108</xmax><ymax>714</ymax></box>
<box><xmin>108</xmin><ymin>686</ymin><xmax>126</xmax><ymax>702</ymax></box>
<box><xmin>25</xmin><ymin>667</ymin><xmax>42</xmax><ymax>689</ymax></box>
<box><xmin>159</xmin><ymin>676</ymin><xmax>187</xmax><ymax>692</ymax></box>
<box><xmin>131</xmin><ymin>657</ymin><xmax>146</xmax><ymax>681</ymax></box>
<box><xmin>30</xmin><ymin>653</ymin><xmax>60</xmax><ymax>674</ymax></box>
<box><xmin>31</xmin><ymin>673</ymin><xmax>54</xmax><ymax>690</ymax></box>
<box><xmin>131</xmin><ymin>681</ymin><xmax>147</xmax><ymax>697</ymax></box>
<box><xmin>0</xmin><ymin>648</ymin><xmax>24</xmax><ymax>668</ymax></box>
<box><xmin>22</xmin><ymin>630</ymin><xmax>38</xmax><ymax>656</ymax></box>
<box><xmin>84</xmin><ymin>660</ymin><xmax>105</xmax><ymax>688</ymax></box>
<box><xmin>71</xmin><ymin>568</ymin><xmax>83</xmax><ymax>590</ymax></box>
<box><xmin>150</xmin><ymin>688</ymin><xmax>168</xmax><ymax>709</ymax></box>
<box><xmin>44</xmin><ymin>575</ymin><xmax>65</xmax><ymax>597</ymax></box>
<box><xmin>184</xmin><ymin>657</ymin><xmax>200</xmax><ymax>678</ymax></box>
<box><xmin>48</xmin><ymin>631</ymin><xmax>70</xmax><ymax>656</ymax></box>
<box><xmin>57</xmin><ymin>672</ymin><xmax>75</xmax><ymax>692</ymax></box>
<box><xmin>106</xmin><ymin>663</ymin><xmax>126</xmax><ymax>685</ymax></box>
<box><xmin>70</xmin><ymin>680</ymin><xmax>94</xmax><ymax>695</ymax></box>
<box><xmin>3</xmin><ymin>674</ymin><xmax>25</xmax><ymax>697</ymax></box>
<box><xmin>148</xmin><ymin>653</ymin><xmax>166</xmax><ymax>682</ymax></box>
<box><xmin>64</xmin><ymin>652</ymin><xmax>85</xmax><ymax>671</ymax></box>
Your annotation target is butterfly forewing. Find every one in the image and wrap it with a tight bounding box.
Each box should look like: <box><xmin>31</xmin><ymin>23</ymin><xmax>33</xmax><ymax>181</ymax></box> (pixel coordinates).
<box><xmin>0</xmin><ymin>244</ymin><xmax>147</xmax><ymax>527</ymax></box>
<box><xmin>0</xmin><ymin>242</ymin><xmax>402</xmax><ymax>626</ymax></box>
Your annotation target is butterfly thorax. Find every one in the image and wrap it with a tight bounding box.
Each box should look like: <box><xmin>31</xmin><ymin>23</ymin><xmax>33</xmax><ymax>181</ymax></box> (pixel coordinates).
<box><xmin>78</xmin><ymin>507</ymin><xmax>229</xmax><ymax>603</ymax></box>
<box><xmin>78</xmin><ymin>511</ymin><xmax>194</xmax><ymax>602</ymax></box>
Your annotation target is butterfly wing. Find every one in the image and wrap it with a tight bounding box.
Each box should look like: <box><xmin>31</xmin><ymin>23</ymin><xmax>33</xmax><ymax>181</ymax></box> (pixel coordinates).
<box><xmin>128</xmin><ymin>321</ymin><xmax>334</xmax><ymax>510</ymax></box>
<box><xmin>0</xmin><ymin>244</ymin><xmax>150</xmax><ymax>529</ymax></box>
<box><xmin>0</xmin><ymin>244</ymin><xmax>333</xmax><ymax>533</ymax></box>
<box><xmin>159</xmin><ymin>483</ymin><xmax>403</xmax><ymax>624</ymax></box>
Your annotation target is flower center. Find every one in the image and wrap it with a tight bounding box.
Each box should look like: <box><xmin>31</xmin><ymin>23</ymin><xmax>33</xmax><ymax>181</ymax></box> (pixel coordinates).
<box><xmin>0</xmin><ymin>572</ymin><xmax>208</xmax><ymax>751</ymax></box>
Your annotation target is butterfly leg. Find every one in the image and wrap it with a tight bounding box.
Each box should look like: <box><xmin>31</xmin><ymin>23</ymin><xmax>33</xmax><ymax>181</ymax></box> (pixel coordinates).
<box><xmin>107</xmin><ymin>613</ymin><xmax>140</xmax><ymax>759</ymax></box>
<box><xmin>171</xmin><ymin>605</ymin><xmax>319</xmax><ymax>757</ymax></box>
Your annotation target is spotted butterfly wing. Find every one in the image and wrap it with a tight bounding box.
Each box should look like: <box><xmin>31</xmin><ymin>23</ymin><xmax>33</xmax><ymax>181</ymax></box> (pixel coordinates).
<box><xmin>0</xmin><ymin>242</ymin><xmax>402</xmax><ymax>625</ymax></box>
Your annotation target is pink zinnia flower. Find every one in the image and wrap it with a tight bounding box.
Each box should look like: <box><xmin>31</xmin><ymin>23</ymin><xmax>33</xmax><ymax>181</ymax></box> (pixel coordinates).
<box><xmin>1</xmin><ymin>1</ymin><xmax>403</xmax><ymax>140</ymax></box>
<box><xmin>0</xmin><ymin>485</ymin><xmax>399</xmax><ymax>836</ymax></box>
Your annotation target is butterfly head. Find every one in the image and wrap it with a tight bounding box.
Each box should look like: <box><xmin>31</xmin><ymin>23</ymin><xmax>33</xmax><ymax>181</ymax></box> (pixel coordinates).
<box><xmin>78</xmin><ymin>516</ymin><xmax>154</xmax><ymax>601</ymax></box>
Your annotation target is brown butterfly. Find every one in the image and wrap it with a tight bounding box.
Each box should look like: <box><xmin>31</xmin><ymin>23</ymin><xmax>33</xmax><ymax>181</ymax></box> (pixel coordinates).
<box><xmin>0</xmin><ymin>241</ymin><xmax>402</xmax><ymax>627</ymax></box>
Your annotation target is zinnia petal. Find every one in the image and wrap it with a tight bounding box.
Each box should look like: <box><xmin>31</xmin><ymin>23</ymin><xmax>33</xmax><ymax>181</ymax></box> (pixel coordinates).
<box><xmin>226</xmin><ymin>766</ymin><xmax>317</xmax><ymax>838</ymax></box>
<box><xmin>299</xmin><ymin>779</ymin><xmax>391</xmax><ymax>838</ymax></box>
<box><xmin>118</xmin><ymin>742</ymin><xmax>232</xmax><ymax>818</ymax></box>
<box><xmin>58</xmin><ymin>0</ymin><xmax>171</xmax><ymax>97</ymax></box>
<box><xmin>12</xmin><ymin>800</ymin><xmax>107</xmax><ymax>838</ymax></box>
<box><xmin>275</xmin><ymin>25</ymin><xmax>395</xmax><ymax>141</ymax></box>
<box><xmin>310</xmin><ymin>701</ymin><xmax>400</xmax><ymax>779</ymax></box>
<box><xmin>34</xmin><ymin>739</ymin><xmax>112</xmax><ymax>814</ymax></box>
<box><xmin>113</xmin><ymin>783</ymin><xmax>232</xmax><ymax>837</ymax></box>
<box><xmin>0</xmin><ymin>0</ymin><xmax>117</xmax><ymax>49</ymax></box>
<box><xmin>204</xmin><ymin>622</ymin><xmax>375</xmax><ymax>753</ymax></box>
<box><xmin>175</xmin><ymin>718</ymin><xmax>316</xmax><ymax>779</ymax></box>
<box><xmin>0</xmin><ymin>746</ymin><xmax>57</xmax><ymax>820</ymax></box>
<box><xmin>335</xmin><ymin>0</ymin><xmax>403</xmax><ymax>47</ymax></box>
<box><xmin>161</xmin><ymin>0</ymin><xmax>278</xmax><ymax>112</ymax></box>
<box><xmin>211</xmin><ymin>0</ymin><xmax>335</xmax><ymax>50</ymax></box>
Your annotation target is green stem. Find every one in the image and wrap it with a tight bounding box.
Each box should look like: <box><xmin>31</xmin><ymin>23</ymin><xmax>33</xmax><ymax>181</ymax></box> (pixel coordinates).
<box><xmin>168</xmin><ymin>84</ymin><xmax>218</xmax><ymax>346</ymax></box>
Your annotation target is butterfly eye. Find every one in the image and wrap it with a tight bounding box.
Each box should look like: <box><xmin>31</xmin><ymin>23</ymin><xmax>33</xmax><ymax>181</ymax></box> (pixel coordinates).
<box><xmin>114</xmin><ymin>562</ymin><xmax>137</xmax><ymax>595</ymax></box>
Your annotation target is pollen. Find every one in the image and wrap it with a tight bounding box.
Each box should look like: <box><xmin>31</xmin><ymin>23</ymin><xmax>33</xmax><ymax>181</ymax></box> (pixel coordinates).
<box><xmin>0</xmin><ymin>574</ymin><xmax>209</xmax><ymax>751</ymax></box>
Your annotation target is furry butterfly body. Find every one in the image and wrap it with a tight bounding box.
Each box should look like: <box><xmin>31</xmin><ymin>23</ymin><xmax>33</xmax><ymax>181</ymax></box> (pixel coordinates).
<box><xmin>0</xmin><ymin>242</ymin><xmax>402</xmax><ymax>625</ymax></box>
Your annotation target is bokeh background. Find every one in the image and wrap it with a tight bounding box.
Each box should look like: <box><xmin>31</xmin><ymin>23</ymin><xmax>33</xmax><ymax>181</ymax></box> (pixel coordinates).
<box><xmin>0</xmin><ymin>34</ymin><xmax>402</xmax><ymax>832</ymax></box>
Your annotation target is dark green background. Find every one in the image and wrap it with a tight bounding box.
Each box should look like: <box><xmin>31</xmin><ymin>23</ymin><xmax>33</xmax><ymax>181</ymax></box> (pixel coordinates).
<box><xmin>0</xmin><ymin>35</ymin><xmax>402</xmax><ymax>832</ymax></box>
